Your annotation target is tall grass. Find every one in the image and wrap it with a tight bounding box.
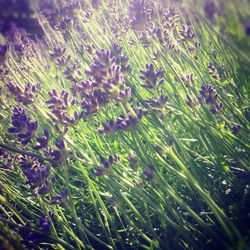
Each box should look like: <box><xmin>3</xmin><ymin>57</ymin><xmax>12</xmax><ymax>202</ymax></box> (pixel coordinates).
<box><xmin>0</xmin><ymin>0</ymin><xmax>249</xmax><ymax>249</ymax></box>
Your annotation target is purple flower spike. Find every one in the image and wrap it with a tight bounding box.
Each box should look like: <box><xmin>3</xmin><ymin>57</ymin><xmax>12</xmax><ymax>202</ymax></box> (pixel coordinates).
<box><xmin>128</xmin><ymin>113</ymin><xmax>137</xmax><ymax>127</ymax></box>
<box><xmin>148</xmin><ymin>164</ymin><xmax>155</xmax><ymax>171</ymax></box>
<box><xmin>94</xmin><ymin>167</ymin><xmax>105</xmax><ymax>176</ymax></box>
<box><xmin>143</xmin><ymin>170</ymin><xmax>154</xmax><ymax>182</ymax></box>
<box><xmin>19</xmin><ymin>155</ymin><xmax>52</xmax><ymax>195</ymax></box>
<box><xmin>98</xmin><ymin>119</ymin><xmax>116</xmax><ymax>135</ymax></box>
<box><xmin>38</xmin><ymin>182</ymin><xmax>50</xmax><ymax>195</ymax></box>
<box><xmin>0</xmin><ymin>44</ymin><xmax>8</xmax><ymax>62</ymax></box>
<box><xmin>94</xmin><ymin>153</ymin><xmax>117</xmax><ymax>176</ymax></box>
<box><xmin>55</xmin><ymin>140</ymin><xmax>66</xmax><ymax>150</ymax></box>
<box><xmin>115</xmin><ymin>87</ymin><xmax>131</xmax><ymax>103</ymax></box>
<box><xmin>128</xmin><ymin>152</ymin><xmax>138</xmax><ymax>169</ymax></box>
<box><xmin>140</xmin><ymin>63</ymin><xmax>164</xmax><ymax>89</ymax></box>
<box><xmin>186</xmin><ymin>94</ymin><xmax>193</xmax><ymax>108</ymax></box>
<box><xmin>51</xmin><ymin>189</ymin><xmax>68</xmax><ymax>205</ymax></box>
<box><xmin>6</xmin><ymin>82</ymin><xmax>21</xmax><ymax>96</ymax></box>
<box><xmin>198</xmin><ymin>84</ymin><xmax>218</xmax><ymax>106</ymax></box>
<box><xmin>246</xmin><ymin>23</ymin><xmax>250</xmax><ymax>36</ymax></box>
<box><xmin>49</xmin><ymin>211</ymin><xmax>55</xmax><ymax>218</ymax></box>
<box><xmin>61</xmin><ymin>189</ymin><xmax>68</xmax><ymax>198</ymax></box>
<box><xmin>46</xmin><ymin>88</ymin><xmax>79</xmax><ymax>128</ymax></box>
<box><xmin>33</xmin><ymin>129</ymin><xmax>49</xmax><ymax>150</ymax></box>
<box><xmin>168</xmin><ymin>137</ymin><xmax>173</xmax><ymax>147</ymax></box>
<box><xmin>8</xmin><ymin>127</ymin><xmax>21</xmax><ymax>133</ymax></box>
<box><xmin>179</xmin><ymin>25</ymin><xmax>195</xmax><ymax>41</ymax></box>
<box><xmin>8</xmin><ymin>106</ymin><xmax>37</xmax><ymax>145</ymax></box>
<box><xmin>204</xmin><ymin>1</ymin><xmax>218</xmax><ymax>20</ymax></box>
<box><xmin>211</xmin><ymin>102</ymin><xmax>223</xmax><ymax>114</ymax></box>
<box><xmin>156</xmin><ymin>145</ymin><xmax>164</xmax><ymax>151</ymax></box>
<box><xmin>39</xmin><ymin>213</ymin><xmax>51</xmax><ymax>234</ymax></box>
<box><xmin>231</xmin><ymin>125</ymin><xmax>242</xmax><ymax>135</ymax></box>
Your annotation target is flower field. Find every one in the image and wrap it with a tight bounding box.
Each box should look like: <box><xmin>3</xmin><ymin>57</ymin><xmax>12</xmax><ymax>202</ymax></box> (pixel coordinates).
<box><xmin>0</xmin><ymin>0</ymin><xmax>249</xmax><ymax>249</ymax></box>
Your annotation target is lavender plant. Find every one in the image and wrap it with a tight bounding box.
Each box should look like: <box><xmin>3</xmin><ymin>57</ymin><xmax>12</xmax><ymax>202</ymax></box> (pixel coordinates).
<box><xmin>0</xmin><ymin>0</ymin><xmax>249</xmax><ymax>249</ymax></box>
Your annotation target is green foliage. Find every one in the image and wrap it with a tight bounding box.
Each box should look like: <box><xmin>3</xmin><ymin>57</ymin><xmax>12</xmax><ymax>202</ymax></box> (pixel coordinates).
<box><xmin>0</xmin><ymin>0</ymin><xmax>249</xmax><ymax>249</ymax></box>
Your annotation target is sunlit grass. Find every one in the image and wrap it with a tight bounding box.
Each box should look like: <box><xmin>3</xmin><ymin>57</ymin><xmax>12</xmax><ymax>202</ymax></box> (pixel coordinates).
<box><xmin>0</xmin><ymin>0</ymin><xmax>249</xmax><ymax>249</ymax></box>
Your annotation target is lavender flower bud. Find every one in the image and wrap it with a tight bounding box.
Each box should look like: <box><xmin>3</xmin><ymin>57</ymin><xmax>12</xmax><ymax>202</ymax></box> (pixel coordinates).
<box><xmin>168</xmin><ymin>137</ymin><xmax>173</xmax><ymax>147</ymax></box>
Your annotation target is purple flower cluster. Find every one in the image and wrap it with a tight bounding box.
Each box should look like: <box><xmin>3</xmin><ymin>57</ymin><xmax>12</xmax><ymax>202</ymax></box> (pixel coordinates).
<box><xmin>143</xmin><ymin>94</ymin><xmax>168</xmax><ymax>119</ymax></box>
<box><xmin>85</xmin><ymin>49</ymin><xmax>115</xmax><ymax>81</ymax></box>
<box><xmin>115</xmin><ymin>87</ymin><xmax>131</xmax><ymax>103</ymax></box>
<box><xmin>37</xmin><ymin>0</ymin><xmax>83</xmax><ymax>35</ymax></box>
<box><xmin>98</xmin><ymin>119</ymin><xmax>116</xmax><ymax>136</ymax></box>
<box><xmin>138</xmin><ymin>7</ymin><xmax>198</xmax><ymax>54</ymax></box>
<box><xmin>154</xmin><ymin>27</ymin><xmax>175</xmax><ymax>50</ymax></box>
<box><xmin>56</xmin><ymin>17</ymin><xmax>73</xmax><ymax>32</ymax></box>
<box><xmin>5</xmin><ymin>24</ymin><xmax>34</xmax><ymax>59</ymax></box>
<box><xmin>8</xmin><ymin>106</ymin><xmax>38</xmax><ymax>146</ymax></box>
<box><xmin>231</xmin><ymin>125</ymin><xmax>242</xmax><ymax>135</ymax></box>
<box><xmin>13</xmin><ymin>36</ymin><xmax>32</xmax><ymax>59</ymax></box>
<box><xmin>210</xmin><ymin>102</ymin><xmax>223</xmax><ymax>115</ymax></box>
<box><xmin>140</xmin><ymin>26</ymin><xmax>179</xmax><ymax>54</ymax></box>
<box><xmin>50</xmin><ymin>46</ymin><xmax>71</xmax><ymax>68</ymax></box>
<box><xmin>50</xmin><ymin>47</ymin><xmax>67</xmax><ymax>58</ymax></box>
<box><xmin>49</xmin><ymin>140</ymin><xmax>68</xmax><ymax>164</ymax></box>
<box><xmin>199</xmin><ymin>84</ymin><xmax>218</xmax><ymax>105</ymax></box>
<box><xmin>98</xmin><ymin>108</ymin><xmax>144</xmax><ymax>136</ymax></box>
<box><xmin>179</xmin><ymin>25</ymin><xmax>195</xmax><ymax>41</ymax></box>
<box><xmin>51</xmin><ymin>189</ymin><xmax>68</xmax><ymax>205</ymax></box>
<box><xmin>18</xmin><ymin>224</ymin><xmax>49</xmax><ymax>248</ymax></box>
<box><xmin>144</xmin><ymin>94</ymin><xmax>168</xmax><ymax>109</ymax></box>
<box><xmin>208</xmin><ymin>62</ymin><xmax>222</xmax><ymax>80</ymax></box>
<box><xmin>246</xmin><ymin>23</ymin><xmax>250</xmax><ymax>36</ymax></box>
<box><xmin>162</xmin><ymin>7</ymin><xmax>180</xmax><ymax>30</ymax></box>
<box><xmin>56</xmin><ymin>55</ymin><xmax>71</xmax><ymax>69</ymax></box>
<box><xmin>33</xmin><ymin>129</ymin><xmax>50</xmax><ymax>150</ymax></box>
<box><xmin>72</xmin><ymin>48</ymin><xmax>131</xmax><ymax>119</ymax></box>
<box><xmin>139</xmin><ymin>30</ymin><xmax>153</xmax><ymax>48</ymax></box>
<box><xmin>7</xmin><ymin>82</ymin><xmax>38</xmax><ymax>105</ymax></box>
<box><xmin>111</xmin><ymin>43</ymin><xmax>132</xmax><ymax>76</ymax></box>
<box><xmin>19</xmin><ymin>155</ymin><xmax>53</xmax><ymax>195</ymax></box>
<box><xmin>94</xmin><ymin>154</ymin><xmax>120</xmax><ymax>176</ymax></box>
<box><xmin>39</xmin><ymin>212</ymin><xmax>54</xmax><ymax>233</ymax></box>
<box><xmin>81</xmin><ymin>89</ymin><xmax>108</xmax><ymax>118</ymax></box>
<box><xmin>0</xmin><ymin>147</ymin><xmax>14</xmax><ymax>169</ymax></box>
<box><xmin>129</xmin><ymin>0</ymin><xmax>152</xmax><ymax>31</ymax></box>
<box><xmin>143</xmin><ymin>164</ymin><xmax>155</xmax><ymax>182</ymax></box>
<box><xmin>198</xmin><ymin>84</ymin><xmax>223</xmax><ymax>114</ymax></box>
<box><xmin>63</xmin><ymin>63</ymin><xmax>82</xmax><ymax>82</ymax></box>
<box><xmin>0</xmin><ymin>44</ymin><xmax>8</xmax><ymax>63</ymax></box>
<box><xmin>139</xmin><ymin>63</ymin><xmax>164</xmax><ymax>89</ymax></box>
<box><xmin>204</xmin><ymin>1</ymin><xmax>222</xmax><ymax>20</ymax></box>
<box><xmin>128</xmin><ymin>151</ymin><xmax>138</xmax><ymax>170</ymax></box>
<box><xmin>186</xmin><ymin>94</ymin><xmax>198</xmax><ymax>108</ymax></box>
<box><xmin>85</xmin><ymin>43</ymin><xmax>96</xmax><ymax>55</ymax></box>
<box><xmin>72</xmin><ymin>79</ymin><xmax>94</xmax><ymax>97</ymax></box>
<box><xmin>46</xmin><ymin>88</ymin><xmax>70</xmax><ymax>111</ymax></box>
<box><xmin>46</xmin><ymin>89</ymin><xmax>82</xmax><ymax>132</ymax></box>
<box><xmin>109</xmin><ymin>11</ymin><xmax>130</xmax><ymax>39</ymax></box>
<box><xmin>182</xmin><ymin>73</ymin><xmax>194</xmax><ymax>87</ymax></box>
<box><xmin>85</xmin><ymin>49</ymin><xmax>124</xmax><ymax>92</ymax></box>
<box><xmin>115</xmin><ymin>112</ymin><xmax>139</xmax><ymax>130</ymax></box>
<box><xmin>6</xmin><ymin>82</ymin><xmax>21</xmax><ymax>97</ymax></box>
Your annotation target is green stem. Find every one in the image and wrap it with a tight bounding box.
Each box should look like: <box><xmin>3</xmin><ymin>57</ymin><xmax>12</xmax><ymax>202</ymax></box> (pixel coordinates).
<box><xmin>168</xmin><ymin>149</ymin><xmax>241</xmax><ymax>242</ymax></box>
<box><xmin>0</xmin><ymin>195</ymin><xmax>25</xmax><ymax>224</ymax></box>
<box><xmin>0</xmin><ymin>142</ymin><xmax>54</xmax><ymax>163</ymax></box>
